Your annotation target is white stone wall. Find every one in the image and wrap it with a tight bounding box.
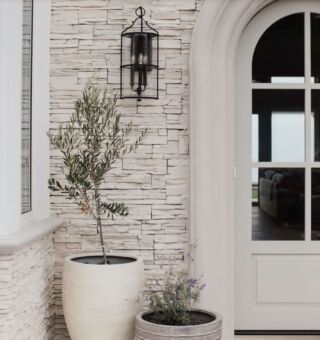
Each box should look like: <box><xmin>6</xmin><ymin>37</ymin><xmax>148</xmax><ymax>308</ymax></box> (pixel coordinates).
<box><xmin>50</xmin><ymin>0</ymin><xmax>203</xmax><ymax>338</ymax></box>
<box><xmin>0</xmin><ymin>235</ymin><xmax>55</xmax><ymax>340</ymax></box>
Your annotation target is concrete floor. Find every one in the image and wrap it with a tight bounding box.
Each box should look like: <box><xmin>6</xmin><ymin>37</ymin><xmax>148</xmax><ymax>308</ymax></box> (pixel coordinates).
<box><xmin>236</xmin><ymin>337</ymin><xmax>320</xmax><ymax>340</ymax></box>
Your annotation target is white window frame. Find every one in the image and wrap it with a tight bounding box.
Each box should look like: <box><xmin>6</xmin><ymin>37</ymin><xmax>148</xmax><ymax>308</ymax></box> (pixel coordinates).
<box><xmin>0</xmin><ymin>0</ymin><xmax>51</xmax><ymax>235</ymax></box>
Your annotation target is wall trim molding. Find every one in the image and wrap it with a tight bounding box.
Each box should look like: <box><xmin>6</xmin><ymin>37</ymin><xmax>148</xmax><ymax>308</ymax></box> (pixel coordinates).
<box><xmin>190</xmin><ymin>1</ymin><xmax>275</xmax><ymax>339</ymax></box>
<box><xmin>0</xmin><ymin>216</ymin><xmax>62</xmax><ymax>254</ymax></box>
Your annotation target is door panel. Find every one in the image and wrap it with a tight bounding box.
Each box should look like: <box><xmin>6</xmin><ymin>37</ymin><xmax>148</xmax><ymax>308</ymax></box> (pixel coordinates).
<box><xmin>256</xmin><ymin>255</ymin><xmax>320</xmax><ymax>303</ymax></box>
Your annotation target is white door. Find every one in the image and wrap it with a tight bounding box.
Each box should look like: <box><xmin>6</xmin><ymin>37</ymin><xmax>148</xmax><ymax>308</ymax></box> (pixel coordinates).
<box><xmin>235</xmin><ymin>0</ymin><xmax>320</xmax><ymax>332</ymax></box>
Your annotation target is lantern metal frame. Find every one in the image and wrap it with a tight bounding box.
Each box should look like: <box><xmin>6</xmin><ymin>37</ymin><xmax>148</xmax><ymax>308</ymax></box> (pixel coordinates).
<box><xmin>120</xmin><ymin>7</ymin><xmax>159</xmax><ymax>101</ymax></box>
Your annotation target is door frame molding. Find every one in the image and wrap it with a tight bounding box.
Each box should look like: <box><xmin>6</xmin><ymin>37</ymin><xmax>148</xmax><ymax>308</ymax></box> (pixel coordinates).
<box><xmin>190</xmin><ymin>1</ymin><xmax>275</xmax><ymax>339</ymax></box>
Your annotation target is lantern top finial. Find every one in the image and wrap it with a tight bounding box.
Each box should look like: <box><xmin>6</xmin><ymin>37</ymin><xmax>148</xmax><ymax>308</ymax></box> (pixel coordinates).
<box><xmin>135</xmin><ymin>6</ymin><xmax>145</xmax><ymax>18</ymax></box>
<box><xmin>121</xmin><ymin>6</ymin><xmax>159</xmax><ymax>37</ymax></box>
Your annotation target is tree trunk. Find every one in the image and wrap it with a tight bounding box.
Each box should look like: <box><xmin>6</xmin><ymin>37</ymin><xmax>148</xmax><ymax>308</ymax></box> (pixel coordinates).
<box><xmin>97</xmin><ymin>216</ymin><xmax>107</xmax><ymax>264</ymax></box>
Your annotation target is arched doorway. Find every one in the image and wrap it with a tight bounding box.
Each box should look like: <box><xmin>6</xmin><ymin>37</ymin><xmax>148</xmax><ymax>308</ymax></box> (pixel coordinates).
<box><xmin>189</xmin><ymin>0</ymin><xmax>320</xmax><ymax>338</ymax></box>
<box><xmin>236</xmin><ymin>0</ymin><xmax>320</xmax><ymax>334</ymax></box>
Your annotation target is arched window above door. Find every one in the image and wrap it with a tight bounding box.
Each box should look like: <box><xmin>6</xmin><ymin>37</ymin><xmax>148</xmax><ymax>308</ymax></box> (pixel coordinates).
<box><xmin>253</xmin><ymin>13</ymin><xmax>304</xmax><ymax>83</ymax></box>
<box><xmin>252</xmin><ymin>12</ymin><xmax>320</xmax><ymax>84</ymax></box>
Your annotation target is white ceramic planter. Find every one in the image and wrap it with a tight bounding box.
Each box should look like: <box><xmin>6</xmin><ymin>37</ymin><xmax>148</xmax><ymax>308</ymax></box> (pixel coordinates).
<box><xmin>63</xmin><ymin>254</ymin><xmax>144</xmax><ymax>340</ymax></box>
<box><xmin>134</xmin><ymin>309</ymin><xmax>222</xmax><ymax>340</ymax></box>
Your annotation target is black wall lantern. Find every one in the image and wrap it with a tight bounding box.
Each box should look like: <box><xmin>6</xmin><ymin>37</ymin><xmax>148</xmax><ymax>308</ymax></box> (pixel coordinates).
<box><xmin>120</xmin><ymin>7</ymin><xmax>159</xmax><ymax>101</ymax></box>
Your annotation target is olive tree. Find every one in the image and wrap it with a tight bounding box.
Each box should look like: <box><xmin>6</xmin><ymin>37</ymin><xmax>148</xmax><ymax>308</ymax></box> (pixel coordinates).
<box><xmin>48</xmin><ymin>83</ymin><xmax>146</xmax><ymax>264</ymax></box>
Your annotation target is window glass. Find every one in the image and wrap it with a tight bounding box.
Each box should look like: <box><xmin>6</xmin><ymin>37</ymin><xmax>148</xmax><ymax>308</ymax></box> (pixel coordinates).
<box><xmin>21</xmin><ymin>0</ymin><xmax>33</xmax><ymax>214</ymax></box>
<box><xmin>252</xmin><ymin>13</ymin><xmax>304</xmax><ymax>83</ymax></box>
<box><xmin>271</xmin><ymin>112</ymin><xmax>304</xmax><ymax>162</ymax></box>
<box><xmin>311</xmin><ymin>13</ymin><xmax>320</xmax><ymax>83</ymax></box>
<box><xmin>252</xmin><ymin>90</ymin><xmax>305</xmax><ymax>162</ymax></box>
<box><xmin>252</xmin><ymin>114</ymin><xmax>259</xmax><ymax>162</ymax></box>
<box><xmin>312</xmin><ymin>168</ymin><xmax>320</xmax><ymax>240</ymax></box>
<box><xmin>252</xmin><ymin>168</ymin><xmax>305</xmax><ymax>241</ymax></box>
<box><xmin>311</xmin><ymin>90</ymin><xmax>320</xmax><ymax>161</ymax></box>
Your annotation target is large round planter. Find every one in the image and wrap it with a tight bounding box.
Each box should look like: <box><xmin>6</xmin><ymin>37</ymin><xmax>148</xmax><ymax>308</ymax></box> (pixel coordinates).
<box><xmin>63</xmin><ymin>254</ymin><xmax>144</xmax><ymax>340</ymax></box>
<box><xmin>134</xmin><ymin>309</ymin><xmax>222</xmax><ymax>340</ymax></box>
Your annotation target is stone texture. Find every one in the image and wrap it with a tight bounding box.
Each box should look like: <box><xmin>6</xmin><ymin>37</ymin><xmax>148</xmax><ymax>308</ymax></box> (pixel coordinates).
<box><xmin>50</xmin><ymin>0</ymin><xmax>204</xmax><ymax>338</ymax></box>
<box><xmin>0</xmin><ymin>234</ymin><xmax>55</xmax><ymax>340</ymax></box>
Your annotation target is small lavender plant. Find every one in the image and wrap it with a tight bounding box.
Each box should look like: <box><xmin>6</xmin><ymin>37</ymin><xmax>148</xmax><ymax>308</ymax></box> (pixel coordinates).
<box><xmin>148</xmin><ymin>271</ymin><xmax>205</xmax><ymax>326</ymax></box>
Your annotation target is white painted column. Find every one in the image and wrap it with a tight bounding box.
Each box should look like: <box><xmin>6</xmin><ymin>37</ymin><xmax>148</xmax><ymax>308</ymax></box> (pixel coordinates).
<box><xmin>31</xmin><ymin>0</ymin><xmax>51</xmax><ymax>221</ymax></box>
<box><xmin>0</xmin><ymin>0</ymin><xmax>23</xmax><ymax>235</ymax></box>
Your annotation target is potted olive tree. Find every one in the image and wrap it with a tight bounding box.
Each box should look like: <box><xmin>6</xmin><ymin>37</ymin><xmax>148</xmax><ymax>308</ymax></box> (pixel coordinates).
<box><xmin>134</xmin><ymin>271</ymin><xmax>222</xmax><ymax>340</ymax></box>
<box><xmin>49</xmin><ymin>82</ymin><xmax>146</xmax><ymax>340</ymax></box>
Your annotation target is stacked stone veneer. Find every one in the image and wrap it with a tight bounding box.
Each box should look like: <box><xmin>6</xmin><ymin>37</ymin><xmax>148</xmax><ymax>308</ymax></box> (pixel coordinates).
<box><xmin>50</xmin><ymin>0</ymin><xmax>204</xmax><ymax>338</ymax></box>
<box><xmin>0</xmin><ymin>235</ymin><xmax>55</xmax><ymax>340</ymax></box>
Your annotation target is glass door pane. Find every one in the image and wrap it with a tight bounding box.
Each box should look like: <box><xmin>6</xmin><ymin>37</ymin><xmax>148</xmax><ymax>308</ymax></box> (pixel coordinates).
<box><xmin>271</xmin><ymin>112</ymin><xmax>304</xmax><ymax>162</ymax></box>
<box><xmin>252</xmin><ymin>90</ymin><xmax>305</xmax><ymax>162</ymax></box>
<box><xmin>311</xmin><ymin>13</ymin><xmax>320</xmax><ymax>83</ymax></box>
<box><xmin>311</xmin><ymin>90</ymin><xmax>320</xmax><ymax>161</ymax></box>
<box><xmin>312</xmin><ymin>169</ymin><xmax>320</xmax><ymax>240</ymax></box>
<box><xmin>252</xmin><ymin>168</ymin><xmax>305</xmax><ymax>240</ymax></box>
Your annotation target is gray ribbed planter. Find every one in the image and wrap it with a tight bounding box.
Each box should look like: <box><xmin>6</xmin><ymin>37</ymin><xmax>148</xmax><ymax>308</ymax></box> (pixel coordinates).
<box><xmin>134</xmin><ymin>309</ymin><xmax>222</xmax><ymax>340</ymax></box>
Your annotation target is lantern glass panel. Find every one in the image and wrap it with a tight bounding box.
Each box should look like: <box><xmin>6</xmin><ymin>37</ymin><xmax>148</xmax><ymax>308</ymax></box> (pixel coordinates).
<box><xmin>121</xmin><ymin>32</ymin><xmax>158</xmax><ymax>99</ymax></box>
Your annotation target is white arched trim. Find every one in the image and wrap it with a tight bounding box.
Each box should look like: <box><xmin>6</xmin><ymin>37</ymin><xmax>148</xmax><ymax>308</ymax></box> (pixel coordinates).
<box><xmin>190</xmin><ymin>1</ymin><xmax>275</xmax><ymax>339</ymax></box>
